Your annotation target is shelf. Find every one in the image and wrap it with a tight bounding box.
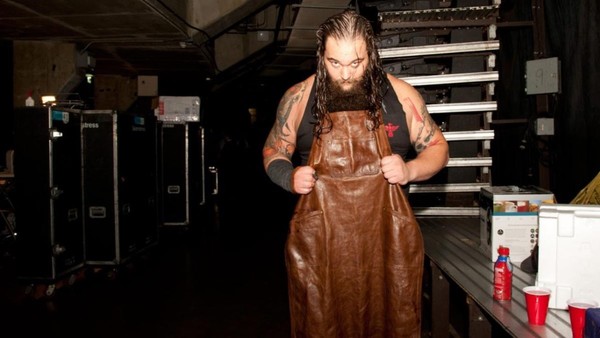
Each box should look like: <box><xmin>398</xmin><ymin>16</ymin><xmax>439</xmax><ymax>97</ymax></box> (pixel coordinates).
<box><xmin>446</xmin><ymin>157</ymin><xmax>492</xmax><ymax>167</ymax></box>
<box><xmin>376</xmin><ymin>4</ymin><xmax>502</xmax><ymax>210</ymax></box>
<box><xmin>379</xmin><ymin>5</ymin><xmax>500</xmax><ymax>30</ymax></box>
<box><xmin>443</xmin><ymin>130</ymin><xmax>495</xmax><ymax>141</ymax></box>
<box><xmin>413</xmin><ymin>206</ymin><xmax>480</xmax><ymax>217</ymax></box>
<box><xmin>428</xmin><ymin>101</ymin><xmax>497</xmax><ymax>114</ymax></box>
<box><xmin>409</xmin><ymin>182</ymin><xmax>490</xmax><ymax>193</ymax></box>
<box><xmin>399</xmin><ymin>71</ymin><xmax>498</xmax><ymax>86</ymax></box>
<box><xmin>379</xmin><ymin>40</ymin><xmax>499</xmax><ymax>59</ymax></box>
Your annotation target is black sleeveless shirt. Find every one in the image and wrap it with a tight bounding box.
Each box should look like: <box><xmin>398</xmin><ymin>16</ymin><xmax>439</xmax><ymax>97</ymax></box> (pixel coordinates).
<box><xmin>296</xmin><ymin>77</ymin><xmax>412</xmax><ymax>165</ymax></box>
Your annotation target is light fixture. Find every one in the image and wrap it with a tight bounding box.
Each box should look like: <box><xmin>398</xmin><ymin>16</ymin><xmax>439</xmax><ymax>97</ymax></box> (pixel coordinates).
<box><xmin>85</xmin><ymin>72</ymin><xmax>94</xmax><ymax>84</ymax></box>
<box><xmin>41</xmin><ymin>95</ymin><xmax>57</xmax><ymax>106</ymax></box>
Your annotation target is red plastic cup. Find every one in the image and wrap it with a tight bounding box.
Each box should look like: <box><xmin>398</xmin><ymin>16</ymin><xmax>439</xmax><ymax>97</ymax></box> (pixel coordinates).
<box><xmin>523</xmin><ymin>286</ymin><xmax>551</xmax><ymax>325</ymax></box>
<box><xmin>567</xmin><ymin>298</ymin><xmax>599</xmax><ymax>338</ymax></box>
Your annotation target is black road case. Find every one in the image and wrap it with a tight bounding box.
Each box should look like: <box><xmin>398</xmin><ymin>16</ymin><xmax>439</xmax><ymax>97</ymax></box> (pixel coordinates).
<box><xmin>13</xmin><ymin>107</ymin><xmax>85</xmax><ymax>283</ymax></box>
<box><xmin>158</xmin><ymin>122</ymin><xmax>205</xmax><ymax>226</ymax></box>
<box><xmin>82</xmin><ymin>110</ymin><xmax>158</xmax><ymax>265</ymax></box>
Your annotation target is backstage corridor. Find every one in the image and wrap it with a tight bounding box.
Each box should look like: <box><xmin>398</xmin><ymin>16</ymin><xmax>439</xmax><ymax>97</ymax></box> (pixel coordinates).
<box><xmin>0</xmin><ymin>179</ymin><xmax>295</xmax><ymax>338</ymax></box>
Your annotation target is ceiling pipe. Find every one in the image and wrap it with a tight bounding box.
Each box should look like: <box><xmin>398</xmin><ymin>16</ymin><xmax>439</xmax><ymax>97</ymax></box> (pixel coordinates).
<box><xmin>190</xmin><ymin>0</ymin><xmax>278</xmax><ymax>47</ymax></box>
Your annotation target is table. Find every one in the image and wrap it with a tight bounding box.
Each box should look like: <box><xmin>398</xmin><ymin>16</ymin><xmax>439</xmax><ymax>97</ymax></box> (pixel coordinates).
<box><xmin>419</xmin><ymin>217</ymin><xmax>572</xmax><ymax>337</ymax></box>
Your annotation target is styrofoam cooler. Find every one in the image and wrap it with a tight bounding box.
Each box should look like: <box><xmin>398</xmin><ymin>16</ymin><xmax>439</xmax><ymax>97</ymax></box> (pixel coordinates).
<box><xmin>536</xmin><ymin>204</ymin><xmax>600</xmax><ymax>309</ymax></box>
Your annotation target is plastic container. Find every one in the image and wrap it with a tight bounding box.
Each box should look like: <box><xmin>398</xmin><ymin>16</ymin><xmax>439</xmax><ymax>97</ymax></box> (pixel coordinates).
<box><xmin>493</xmin><ymin>245</ymin><xmax>512</xmax><ymax>301</ymax></box>
<box><xmin>25</xmin><ymin>90</ymin><xmax>34</xmax><ymax>107</ymax></box>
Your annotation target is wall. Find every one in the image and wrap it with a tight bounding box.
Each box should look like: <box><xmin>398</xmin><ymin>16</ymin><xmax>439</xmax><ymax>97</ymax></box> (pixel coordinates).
<box><xmin>13</xmin><ymin>41</ymin><xmax>78</xmax><ymax>108</ymax></box>
<box><xmin>94</xmin><ymin>75</ymin><xmax>137</xmax><ymax>111</ymax></box>
<box><xmin>0</xmin><ymin>41</ymin><xmax>13</xmax><ymax>167</ymax></box>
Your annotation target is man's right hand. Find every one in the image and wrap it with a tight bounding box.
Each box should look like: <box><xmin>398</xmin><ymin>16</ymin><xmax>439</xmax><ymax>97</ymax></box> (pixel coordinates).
<box><xmin>291</xmin><ymin>166</ymin><xmax>317</xmax><ymax>195</ymax></box>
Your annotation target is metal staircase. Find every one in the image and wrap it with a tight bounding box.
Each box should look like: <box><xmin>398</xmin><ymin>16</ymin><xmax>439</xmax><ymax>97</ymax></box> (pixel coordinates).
<box><xmin>375</xmin><ymin>0</ymin><xmax>501</xmax><ymax>216</ymax></box>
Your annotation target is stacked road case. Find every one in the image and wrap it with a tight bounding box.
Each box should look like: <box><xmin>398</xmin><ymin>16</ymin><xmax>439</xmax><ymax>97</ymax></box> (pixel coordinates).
<box><xmin>13</xmin><ymin>107</ymin><xmax>85</xmax><ymax>286</ymax></box>
<box><xmin>13</xmin><ymin>106</ymin><xmax>159</xmax><ymax>292</ymax></box>
<box><xmin>158</xmin><ymin>122</ymin><xmax>190</xmax><ymax>226</ymax></box>
<box><xmin>81</xmin><ymin>110</ymin><xmax>158</xmax><ymax>266</ymax></box>
<box><xmin>155</xmin><ymin>96</ymin><xmax>205</xmax><ymax>228</ymax></box>
<box><xmin>157</xmin><ymin>122</ymin><xmax>205</xmax><ymax>227</ymax></box>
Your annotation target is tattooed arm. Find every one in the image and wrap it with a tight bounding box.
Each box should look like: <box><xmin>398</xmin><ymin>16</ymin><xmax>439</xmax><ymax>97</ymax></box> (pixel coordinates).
<box><xmin>381</xmin><ymin>74</ymin><xmax>449</xmax><ymax>185</ymax></box>
<box><xmin>263</xmin><ymin>76</ymin><xmax>317</xmax><ymax>194</ymax></box>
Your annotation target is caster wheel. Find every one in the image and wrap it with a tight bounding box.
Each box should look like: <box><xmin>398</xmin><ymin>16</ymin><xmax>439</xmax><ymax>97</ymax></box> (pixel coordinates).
<box><xmin>45</xmin><ymin>284</ymin><xmax>56</xmax><ymax>296</ymax></box>
<box><xmin>68</xmin><ymin>274</ymin><xmax>77</xmax><ymax>285</ymax></box>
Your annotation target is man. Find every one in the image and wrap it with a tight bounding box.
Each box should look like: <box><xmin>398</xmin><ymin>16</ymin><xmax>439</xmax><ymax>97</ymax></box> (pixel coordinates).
<box><xmin>262</xmin><ymin>9</ymin><xmax>448</xmax><ymax>337</ymax></box>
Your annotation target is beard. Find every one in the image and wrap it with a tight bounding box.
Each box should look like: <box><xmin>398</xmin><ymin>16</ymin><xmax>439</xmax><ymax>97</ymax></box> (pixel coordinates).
<box><xmin>326</xmin><ymin>75</ymin><xmax>371</xmax><ymax>112</ymax></box>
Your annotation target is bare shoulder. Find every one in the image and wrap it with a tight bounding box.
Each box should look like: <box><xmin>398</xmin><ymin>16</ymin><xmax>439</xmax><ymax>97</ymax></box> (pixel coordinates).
<box><xmin>385</xmin><ymin>74</ymin><xmax>446</xmax><ymax>152</ymax></box>
<box><xmin>386</xmin><ymin>73</ymin><xmax>425</xmax><ymax>107</ymax></box>
<box><xmin>282</xmin><ymin>75</ymin><xmax>314</xmax><ymax>105</ymax></box>
<box><xmin>263</xmin><ymin>75</ymin><xmax>315</xmax><ymax>166</ymax></box>
<box><xmin>277</xmin><ymin>75</ymin><xmax>314</xmax><ymax>125</ymax></box>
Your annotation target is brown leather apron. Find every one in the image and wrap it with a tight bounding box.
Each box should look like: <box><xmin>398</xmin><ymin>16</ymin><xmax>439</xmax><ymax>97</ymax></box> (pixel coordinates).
<box><xmin>286</xmin><ymin>110</ymin><xmax>424</xmax><ymax>338</ymax></box>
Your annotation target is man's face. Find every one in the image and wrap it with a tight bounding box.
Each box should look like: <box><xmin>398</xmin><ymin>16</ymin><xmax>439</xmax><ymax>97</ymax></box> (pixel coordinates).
<box><xmin>324</xmin><ymin>36</ymin><xmax>369</xmax><ymax>92</ymax></box>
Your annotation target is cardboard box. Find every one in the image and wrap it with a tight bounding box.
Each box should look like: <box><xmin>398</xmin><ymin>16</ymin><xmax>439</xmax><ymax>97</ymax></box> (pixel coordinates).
<box><xmin>536</xmin><ymin>204</ymin><xmax>600</xmax><ymax>309</ymax></box>
<box><xmin>479</xmin><ymin>186</ymin><xmax>555</xmax><ymax>263</ymax></box>
<box><xmin>154</xmin><ymin>96</ymin><xmax>200</xmax><ymax>122</ymax></box>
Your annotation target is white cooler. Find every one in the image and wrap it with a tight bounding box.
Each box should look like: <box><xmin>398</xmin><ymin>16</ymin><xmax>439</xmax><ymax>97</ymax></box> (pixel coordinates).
<box><xmin>536</xmin><ymin>204</ymin><xmax>600</xmax><ymax>309</ymax></box>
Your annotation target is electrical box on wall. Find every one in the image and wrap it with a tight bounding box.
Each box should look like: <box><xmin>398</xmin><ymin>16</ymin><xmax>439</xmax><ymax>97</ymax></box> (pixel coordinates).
<box><xmin>138</xmin><ymin>76</ymin><xmax>158</xmax><ymax>97</ymax></box>
<box><xmin>525</xmin><ymin>57</ymin><xmax>561</xmax><ymax>95</ymax></box>
<box><xmin>535</xmin><ymin>118</ymin><xmax>554</xmax><ymax>136</ymax></box>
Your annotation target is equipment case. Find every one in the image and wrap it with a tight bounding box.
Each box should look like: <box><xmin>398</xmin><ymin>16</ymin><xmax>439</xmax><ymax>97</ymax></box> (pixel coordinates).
<box><xmin>13</xmin><ymin>107</ymin><xmax>85</xmax><ymax>283</ymax></box>
<box><xmin>81</xmin><ymin>110</ymin><xmax>158</xmax><ymax>265</ymax></box>
<box><xmin>157</xmin><ymin>122</ymin><xmax>205</xmax><ymax>226</ymax></box>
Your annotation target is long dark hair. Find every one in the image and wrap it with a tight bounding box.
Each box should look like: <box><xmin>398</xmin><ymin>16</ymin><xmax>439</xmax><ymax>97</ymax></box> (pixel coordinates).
<box><xmin>313</xmin><ymin>9</ymin><xmax>386</xmax><ymax>138</ymax></box>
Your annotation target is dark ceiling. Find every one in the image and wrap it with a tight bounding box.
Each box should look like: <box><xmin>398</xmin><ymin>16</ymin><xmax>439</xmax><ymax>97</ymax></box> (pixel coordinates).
<box><xmin>0</xmin><ymin>0</ymin><xmax>372</xmax><ymax>93</ymax></box>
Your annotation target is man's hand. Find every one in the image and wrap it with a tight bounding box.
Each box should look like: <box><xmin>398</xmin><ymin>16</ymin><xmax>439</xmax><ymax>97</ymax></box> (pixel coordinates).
<box><xmin>291</xmin><ymin>166</ymin><xmax>317</xmax><ymax>194</ymax></box>
<box><xmin>381</xmin><ymin>154</ymin><xmax>411</xmax><ymax>185</ymax></box>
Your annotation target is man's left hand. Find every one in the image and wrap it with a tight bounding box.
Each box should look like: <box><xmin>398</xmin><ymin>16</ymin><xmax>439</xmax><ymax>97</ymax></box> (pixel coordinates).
<box><xmin>381</xmin><ymin>154</ymin><xmax>410</xmax><ymax>185</ymax></box>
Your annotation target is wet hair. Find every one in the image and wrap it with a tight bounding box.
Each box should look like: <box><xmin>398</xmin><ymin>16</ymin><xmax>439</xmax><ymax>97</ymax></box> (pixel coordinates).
<box><xmin>313</xmin><ymin>9</ymin><xmax>386</xmax><ymax>138</ymax></box>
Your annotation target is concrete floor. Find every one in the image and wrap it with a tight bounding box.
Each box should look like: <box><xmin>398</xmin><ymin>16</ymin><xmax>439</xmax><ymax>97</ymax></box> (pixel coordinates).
<box><xmin>1</xmin><ymin>199</ymin><xmax>293</xmax><ymax>338</ymax></box>
<box><xmin>0</xmin><ymin>147</ymin><xmax>296</xmax><ymax>338</ymax></box>
<box><xmin>0</xmin><ymin>139</ymin><xmax>435</xmax><ymax>338</ymax></box>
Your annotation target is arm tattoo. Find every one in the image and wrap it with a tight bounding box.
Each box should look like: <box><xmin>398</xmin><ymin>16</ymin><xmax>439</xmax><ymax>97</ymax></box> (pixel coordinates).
<box><xmin>263</xmin><ymin>82</ymin><xmax>306</xmax><ymax>161</ymax></box>
<box><xmin>413</xmin><ymin>105</ymin><xmax>437</xmax><ymax>153</ymax></box>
